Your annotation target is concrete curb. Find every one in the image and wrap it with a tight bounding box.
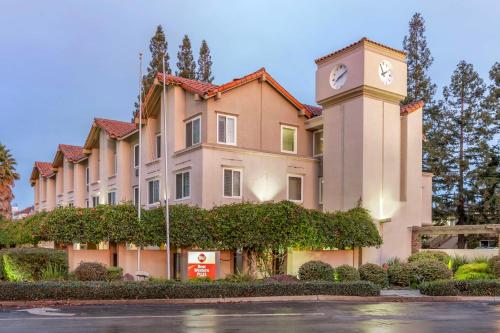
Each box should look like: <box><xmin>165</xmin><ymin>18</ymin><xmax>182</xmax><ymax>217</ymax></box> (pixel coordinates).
<box><xmin>0</xmin><ymin>295</ymin><xmax>498</xmax><ymax>308</ymax></box>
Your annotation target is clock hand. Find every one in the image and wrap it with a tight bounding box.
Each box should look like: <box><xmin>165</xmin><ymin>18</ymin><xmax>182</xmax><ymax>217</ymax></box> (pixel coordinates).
<box><xmin>336</xmin><ymin>70</ymin><xmax>347</xmax><ymax>81</ymax></box>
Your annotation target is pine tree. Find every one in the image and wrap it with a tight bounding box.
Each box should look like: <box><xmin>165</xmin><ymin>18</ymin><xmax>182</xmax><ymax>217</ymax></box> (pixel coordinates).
<box><xmin>196</xmin><ymin>40</ymin><xmax>214</xmax><ymax>83</ymax></box>
<box><xmin>133</xmin><ymin>25</ymin><xmax>170</xmax><ymax>117</ymax></box>
<box><xmin>437</xmin><ymin>61</ymin><xmax>496</xmax><ymax>246</ymax></box>
<box><xmin>176</xmin><ymin>35</ymin><xmax>196</xmax><ymax>79</ymax></box>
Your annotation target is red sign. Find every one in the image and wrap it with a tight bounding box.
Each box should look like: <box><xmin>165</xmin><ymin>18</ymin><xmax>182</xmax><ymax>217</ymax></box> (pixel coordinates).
<box><xmin>187</xmin><ymin>251</ymin><xmax>216</xmax><ymax>280</ymax></box>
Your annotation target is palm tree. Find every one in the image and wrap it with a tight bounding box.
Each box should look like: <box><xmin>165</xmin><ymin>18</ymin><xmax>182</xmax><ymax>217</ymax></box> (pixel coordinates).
<box><xmin>0</xmin><ymin>143</ymin><xmax>20</xmax><ymax>220</ymax></box>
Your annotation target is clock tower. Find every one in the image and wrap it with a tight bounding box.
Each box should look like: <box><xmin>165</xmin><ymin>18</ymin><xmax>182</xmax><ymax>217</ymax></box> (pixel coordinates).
<box><xmin>316</xmin><ymin>38</ymin><xmax>423</xmax><ymax>264</ymax></box>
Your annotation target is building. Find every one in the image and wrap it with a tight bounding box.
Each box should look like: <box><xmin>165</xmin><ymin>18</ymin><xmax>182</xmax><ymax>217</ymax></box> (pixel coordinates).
<box><xmin>12</xmin><ymin>205</ymin><xmax>35</xmax><ymax>220</ymax></box>
<box><xmin>30</xmin><ymin>38</ymin><xmax>432</xmax><ymax>278</ymax></box>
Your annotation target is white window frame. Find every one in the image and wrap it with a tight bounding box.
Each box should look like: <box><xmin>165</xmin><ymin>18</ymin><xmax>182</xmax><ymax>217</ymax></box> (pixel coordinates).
<box><xmin>281</xmin><ymin>125</ymin><xmax>297</xmax><ymax>154</ymax></box>
<box><xmin>287</xmin><ymin>174</ymin><xmax>304</xmax><ymax>203</ymax></box>
<box><xmin>313</xmin><ymin>129</ymin><xmax>324</xmax><ymax>157</ymax></box>
<box><xmin>133</xmin><ymin>144</ymin><xmax>139</xmax><ymax>169</ymax></box>
<box><xmin>319</xmin><ymin>177</ymin><xmax>324</xmax><ymax>205</ymax></box>
<box><xmin>107</xmin><ymin>191</ymin><xmax>116</xmax><ymax>205</ymax></box>
<box><xmin>217</xmin><ymin>114</ymin><xmax>237</xmax><ymax>146</ymax></box>
<box><xmin>113</xmin><ymin>152</ymin><xmax>118</xmax><ymax>175</ymax></box>
<box><xmin>175</xmin><ymin>171</ymin><xmax>191</xmax><ymax>201</ymax></box>
<box><xmin>148</xmin><ymin>179</ymin><xmax>160</xmax><ymax>205</ymax></box>
<box><xmin>85</xmin><ymin>198</ymin><xmax>89</xmax><ymax>208</ymax></box>
<box><xmin>222</xmin><ymin>168</ymin><xmax>243</xmax><ymax>198</ymax></box>
<box><xmin>133</xmin><ymin>186</ymin><xmax>139</xmax><ymax>207</ymax></box>
<box><xmin>185</xmin><ymin>116</ymin><xmax>201</xmax><ymax>148</ymax></box>
<box><xmin>85</xmin><ymin>167</ymin><xmax>90</xmax><ymax>192</ymax></box>
<box><xmin>155</xmin><ymin>133</ymin><xmax>161</xmax><ymax>159</ymax></box>
<box><xmin>92</xmin><ymin>195</ymin><xmax>100</xmax><ymax>208</ymax></box>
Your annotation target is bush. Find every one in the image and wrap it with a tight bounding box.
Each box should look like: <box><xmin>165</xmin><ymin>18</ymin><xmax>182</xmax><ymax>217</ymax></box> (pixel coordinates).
<box><xmin>298</xmin><ymin>261</ymin><xmax>334</xmax><ymax>281</ymax></box>
<box><xmin>41</xmin><ymin>262</ymin><xmax>67</xmax><ymax>281</ymax></box>
<box><xmin>489</xmin><ymin>256</ymin><xmax>500</xmax><ymax>278</ymax></box>
<box><xmin>0</xmin><ymin>280</ymin><xmax>380</xmax><ymax>301</ymax></box>
<box><xmin>222</xmin><ymin>272</ymin><xmax>255</xmax><ymax>283</ymax></box>
<box><xmin>420</xmin><ymin>280</ymin><xmax>500</xmax><ymax>296</ymax></box>
<box><xmin>1</xmin><ymin>248</ymin><xmax>67</xmax><ymax>281</ymax></box>
<box><xmin>409</xmin><ymin>259</ymin><xmax>452</xmax><ymax>285</ymax></box>
<box><xmin>187</xmin><ymin>277</ymin><xmax>213</xmax><ymax>283</ymax></box>
<box><xmin>408</xmin><ymin>251</ymin><xmax>450</xmax><ymax>265</ymax></box>
<box><xmin>334</xmin><ymin>265</ymin><xmax>359</xmax><ymax>282</ymax></box>
<box><xmin>263</xmin><ymin>274</ymin><xmax>299</xmax><ymax>283</ymax></box>
<box><xmin>387</xmin><ymin>263</ymin><xmax>413</xmax><ymax>287</ymax></box>
<box><xmin>449</xmin><ymin>255</ymin><xmax>469</xmax><ymax>273</ymax></box>
<box><xmin>74</xmin><ymin>262</ymin><xmax>108</xmax><ymax>281</ymax></box>
<box><xmin>454</xmin><ymin>262</ymin><xmax>494</xmax><ymax>281</ymax></box>
<box><xmin>106</xmin><ymin>267</ymin><xmax>123</xmax><ymax>282</ymax></box>
<box><xmin>359</xmin><ymin>263</ymin><xmax>388</xmax><ymax>288</ymax></box>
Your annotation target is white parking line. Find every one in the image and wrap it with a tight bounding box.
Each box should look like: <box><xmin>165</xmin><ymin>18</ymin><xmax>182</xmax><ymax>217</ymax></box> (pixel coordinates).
<box><xmin>0</xmin><ymin>312</ymin><xmax>326</xmax><ymax>321</ymax></box>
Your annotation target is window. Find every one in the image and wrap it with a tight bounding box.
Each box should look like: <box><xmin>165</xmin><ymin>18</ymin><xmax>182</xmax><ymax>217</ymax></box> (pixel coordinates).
<box><xmin>319</xmin><ymin>177</ymin><xmax>324</xmax><ymax>205</ymax></box>
<box><xmin>217</xmin><ymin>114</ymin><xmax>237</xmax><ymax>145</ymax></box>
<box><xmin>175</xmin><ymin>171</ymin><xmax>190</xmax><ymax>200</ymax></box>
<box><xmin>92</xmin><ymin>195</ymin><xmax>100</xmax><ymax>207</ymax></box>
<box><xmin>313</xmin><ymin>130</ymin><xmax>323</xmax><ymax>156</ymax></box>
<box><xmin>223</xmin><ymin>168</ymin><xmax>242</xmax><ymax>198</ymax></box>
<box><xmin>155</xmin><ymin>134</ymin><xmax>161</xmax><ymax>159</ymax></box>
<box><xmin>85</xmin><ymin>199</ymin><xmax>89</xmax><ymax>208</ymax></box>
<box><xmin>133</xmin><ymin>144</ymin><xmax>139</xmax><ymax>168</ymax></box>
<box><xmin>148</xmin><ymin>179</ymin><xmax>160</xmax><ymax>205</ymax></box>
<box><xmin>479</xmin><ymin>240</ymin><xmax>496</xmax><ymax>248</ymax></box>
<box><xmin>287</xmin><ymin>175</ymin><xmax>303</xmax><ymax>203</ymax></box>
<box><xmin>85</xmin><ymin>167</ymin><xmax>90</xmax><ymax>192</ymax></box>
<box><xmin>107</xmin><ymin>191</ymin><xmax>116</xmax><ymax>205</ymax></box>
<box><xmin>281</xmin><ymin>125</ymin><xmax>297</xmax><ymax>154</ymax></box>
<box><xmin>133</xmin><ymin>186</ymin><xmax>139</xmax><ymax>207</ymax></box>
<box><xmin>185</xmin><ymin>116</ymin><xmax>201</xmax><ymax>148</ymax></box>
<box><xmin>68</xmin><ymin>202</ymin><xmax>74</xmax><ymax>207</ymax></box>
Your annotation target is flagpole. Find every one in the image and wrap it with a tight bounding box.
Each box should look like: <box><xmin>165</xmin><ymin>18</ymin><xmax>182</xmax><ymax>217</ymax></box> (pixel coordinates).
<box><xmin>162</xmin><ymin>54</ymin><xmax>171</xmax><ymax>280</ymax></box>
<box><xmin>137</xmin><ymin>53</ymin><xmax>143</xmax><ymax>274</ymax></box>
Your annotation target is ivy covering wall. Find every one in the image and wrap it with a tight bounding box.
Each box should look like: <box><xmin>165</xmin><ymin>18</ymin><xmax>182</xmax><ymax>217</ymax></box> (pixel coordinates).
<box><xmin>0</xmin><ymin>201</ymin><xmax>382</xmax><ymax>251</ymax></box>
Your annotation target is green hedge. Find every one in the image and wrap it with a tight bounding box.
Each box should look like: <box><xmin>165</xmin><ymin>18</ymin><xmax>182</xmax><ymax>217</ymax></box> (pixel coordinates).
<box><xmin>0</xmin><ymin>202</ymin><xmax>382</xmax><ymax>251</ymax></box>
<box><xmin>0</xmin><ymin>281</ymin><xmax>380</xmax><ymax>300</ymax></box>
<box><xmin>420</xmin><ymin>280</ymin><xmax>500</xmax><ymax>296</ymax></box>
<box><xmin>454</xmin><ymin>263</ymin><xmax>494</xmax><ymax>281</ymax></box>
<box><xmin>0</xmin><ymin>248</ymin><xmax>67</xmax><ymax>282</ymax></box>
<box><xmin>298</xmin><ymin>261</ymin><xmax>334</xmax><ymax>281</ymax></box>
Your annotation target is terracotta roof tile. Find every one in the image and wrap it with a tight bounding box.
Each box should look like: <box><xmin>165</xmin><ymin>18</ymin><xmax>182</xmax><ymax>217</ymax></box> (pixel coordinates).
<box><xmin>58</xmin><ymin>144</ymin><xmax>85</xmax><ymax>162</ymax></box>
<box><xmin>94</xmin><ymin>118</ymin><xmax>138</xmax><ymax>139</ymax></box>
<box><xmin>157</xmin><ymin>74</ymin><xmax>217</xmax><ymax>95</ymax></box>
<box><xmin>15</xmin><ymin>206</ymin><xmax>34</xmax><ymax>216</ymax></box>
<box><xmin>400</xmin><ymin>100</ymin><xmax>424</xmax><ymax>115</ymax></box>
<box><xmin>315</xmin><ymin>37</ymin><xmax>406</xmax><ymax>65</ymax></box>
<box><xmin>34</xmin><ymin>161</ymin><xmax>54</xmax><ymax>178</ymax></box>
<box><xmin>304</xmin><ymin>104</ymin><xmax>323</xmax><ymax>117</ymax></box>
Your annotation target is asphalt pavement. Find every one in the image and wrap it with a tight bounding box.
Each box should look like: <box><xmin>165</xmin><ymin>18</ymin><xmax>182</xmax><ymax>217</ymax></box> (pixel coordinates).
<box><xmin>0</xmin><ymin>301</ymin><xmax>497</xmax><ymax>333</ymax></box>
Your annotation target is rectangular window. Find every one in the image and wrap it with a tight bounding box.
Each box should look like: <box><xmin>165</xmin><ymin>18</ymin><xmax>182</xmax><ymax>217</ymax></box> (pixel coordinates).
<box><xmin>281</xmin><ymin>125</ymin><xmax>297</xmax><ymax>154</ymax></box>
<box><xmin>114</xmin><ymin>153</ymin><xmax>118</xmax><ymax>175</ymax></box>
<box><xmin>319</xmin><ymin>177</ymin><xmax>324</xmax><ymax>205</ymax></box>
<box><xmin>148</xmin><ymin>180</ymin><xmax>160</xmax><ymax>205</ymax></box>
<box><xmin>223</xmin><ymin>168</ymin><xmax>242</xmax><ymax>198</ymax></box>
<box><xmin>287</xmin><ymin>175</ymin><xmax>303</xmax><ymax>203</ymax></box>
<box><xmin>68</xmin><ymin>202</ymin><xmax>74</xmax><ymax>207</ymax></box>
<box><xmin>133</xmin><ymin>144</ymin><xmax>139</xmax><ymax>168</ymax></box>
<box><xmin>85</xmin><ymin>199</ymin><xmax>89</xmax><ymax>208</ymax></box>
<box><xmin>175</xmin><ymin>171</ymin><xmax>191</xmax><ymax>200</ymax></box>
<box><xmin>217</xmin><ymin>114</ymin><xmax>237</xmax><ymax>145</ymax></box>
<box><xmin>155</xmin><ymin>134</ymin><xmax>161</xmax><ymax>159</ymax></box>
<box><xmin>85</xmin><ymin>167</ymin><xmax>90</xmax><ymax>192</ymax></box>
<box><xmin>92</xmin><ymin>195</ymin><xmax>100</xmax><ymax>207</ymax></box>
<box><xmin>185</xmin><ymin>117</ymin><xmax>201</xmax><ymax>148</ymax></box>
<box><xmin>133</xmin><ymin>186</ymin><xmax>139</xmax><ymax>207</ymax></box>
<box><xmin>107</xmin><ymin>191</ymin><xmax>116</xmax><ymax>205</ymax></box>
<box><xmin>313</xmin><ymin>130</ymin><xmax>323</xmax><ymax>156</ymax></box>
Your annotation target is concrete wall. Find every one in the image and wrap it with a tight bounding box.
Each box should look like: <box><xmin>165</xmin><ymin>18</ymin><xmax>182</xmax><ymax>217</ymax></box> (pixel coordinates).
<box><xmin>424</xmin><ymin>248</ymin><xmax>498</xmax><ymax>260</ymax></box>
<box><xmin>286</xmin><ymin>249</ymin><xmax>360</xmax><ymax>276</ymax></box>
<box><xmin>67</xmin><ymin>247</ymin><xmax>111</xmax><ymax>271</ymax></box>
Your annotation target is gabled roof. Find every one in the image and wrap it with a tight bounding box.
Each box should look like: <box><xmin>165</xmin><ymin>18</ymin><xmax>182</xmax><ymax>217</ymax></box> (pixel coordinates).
<box><xmin>53</xmin><ymin>144</ymin><xmax>85</xmax><ymax>167</ymax></box>
<box><xmin>152</xmin><ymin>68</ymin><xmax>312</xmax><ymax>118</ymax></box>
<box><xmin>315</xmin><ymin>37</ymin><xmax>406</xmax><ymax>65</ymax></box>
<box><xmin>84</xmin><ymin>118</ymin><xmax>138</xmax><ymax>149</ymax></box>
<box><xmin>30</xmin><ymin>161</ymin><xmax>54</xmax><ymax>183</ymax></box>
<box><xmin>400</xmin><ymin>100</ymin><xmax>424</xmax><ymax>115</ymax></box>
<box><xmin>304</xmin><ymin>104</ymin><xmax>323</xmax><ymax>117</ymax></box>
<box><xmin>15</xmin><ymin>206</ymin><xmax>34</xmax><ymax>216</ymax></box>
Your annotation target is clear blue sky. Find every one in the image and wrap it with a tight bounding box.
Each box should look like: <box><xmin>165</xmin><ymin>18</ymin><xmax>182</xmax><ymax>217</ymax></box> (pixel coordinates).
<box><xmin>1</xmin><ymin>0</ymin><xmax>499</xmax><ymax>209</ymax></box>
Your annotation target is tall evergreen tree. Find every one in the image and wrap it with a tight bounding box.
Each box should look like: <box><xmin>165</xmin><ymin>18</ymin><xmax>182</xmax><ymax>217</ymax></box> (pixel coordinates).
<box><xmin>0</xmin><ymin>143</ymin><xmax>19</xmax><ymax>220</ymax></box>
<box><xmin>196</xmin><ymin>40</ymin><xmax>214</xmax><ymax>83</ymax></box>
<box><xmin>176</xmin><ymin>35</ymin><xmax>196</xmax><ymax>79</ymax></box>
<box><xmin>437</xmin><ymin>61</ymin><xmax>496</xmax><ymax>245</ymax></box>
<box><xmin>133</xmin><ymin>25</ymin><xmax>170</xmax><ymax>116</ymax></box>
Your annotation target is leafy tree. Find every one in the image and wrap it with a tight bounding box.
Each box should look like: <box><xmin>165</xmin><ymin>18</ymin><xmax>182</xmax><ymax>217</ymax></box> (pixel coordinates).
<box><xmin>437</xmin><ymin>62</ymin><xmax>496</xmax><ymax>245</ymax></box>
<box><xmin>196</xmin><ymin>40</ymin><xmax>214</xmax><ymax>83</ymax></box>
<box><xmin>133</xmin><ymin>25</ymin><xmax>170</xmax><ymax>116</ymax></box>
<box><xmin>0</xmin><ymin>143</ymin><xmax>20</xmax><ymax>220</ymax></box>
<box><xmin>176</xmin><ymin>35</ymin><xmax>196</xmax><ymax>79</ymax></box>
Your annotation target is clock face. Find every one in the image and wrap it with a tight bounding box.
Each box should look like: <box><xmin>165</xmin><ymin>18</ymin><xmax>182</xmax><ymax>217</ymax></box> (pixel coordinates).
<box><xmin>329</xmin><ymin>64</ymin><xmax>348</xmax><ymax>90</ymax></box>
<box><xmin>378</xmin><ymin>60</ymin><xmax>393</xmax><ymax>85</ymax></box>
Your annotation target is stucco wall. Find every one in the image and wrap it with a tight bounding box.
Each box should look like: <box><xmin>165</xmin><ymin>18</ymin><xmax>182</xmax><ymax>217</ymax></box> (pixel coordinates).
<box><xmin>286</xmin><ymin>249</ymin><xmax>359</xmax><ymax>276</ymax></box>
<box><xmin>424</xmin><ymin>248</ymin><xmax>498</xmax><ymax>260</ymax></box>
<box><xmin>67</xmin><ymin>247</ymin><xmax>111</xmax><ymax>271</ymax></box>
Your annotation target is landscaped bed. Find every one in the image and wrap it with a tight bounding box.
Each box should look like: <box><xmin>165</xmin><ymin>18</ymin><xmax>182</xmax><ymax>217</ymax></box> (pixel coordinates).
<box><xmin>419</xmin><ymin>280</ymin><xmax>500</xmax><ymax>296</ymax></box>
<box><xmin>0</xmin><ymin>280</ymin><xmax>380</xmax><ymax>301</ymax></box>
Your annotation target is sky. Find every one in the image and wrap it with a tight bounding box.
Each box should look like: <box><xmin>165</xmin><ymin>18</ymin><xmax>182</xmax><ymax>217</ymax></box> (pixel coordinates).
<box><xmin>1</xmin><ymin>0</ymin><xmax>499</xmax><ymax>209</ymax></box>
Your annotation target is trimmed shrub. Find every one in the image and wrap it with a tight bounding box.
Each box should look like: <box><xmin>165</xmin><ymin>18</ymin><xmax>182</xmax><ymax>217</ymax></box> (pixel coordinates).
<box><xmin>187</xmin><ymin>277</ymin><xmax>213</xmax><ymax>283</ymax></box>
<box><xmin>334</xmin><ymin>265</ymin><xmax>360</xmax><ymax>282</ymax></box>
<box><xmin>263</xmin><ymin>274</ymin><xmax>298</xmax><ymax>283</ymax></box>
<box><xmin>74</xmin><ymin>262</ymin><xmax>108</xmax><ymax>281</ymax></box>
<box><xmin>1</xmin><ymin>248</ymin><xmax>67</xmax><ymax>281</ymax></box>
<box><xmin>298</xmin><ymin>261</ymin><xmax>334</xmax><ymax>281</ymax></box>
<box><xmin>222</xmin><ymin>272</ymin><xmax>255</xmax><ymax>283</ymax></box>
<box><xmin>106</xmin><ymin>267</ymin><xmax>123</xmax><ymax>282</ymax></box>
<box><xmin>449</xmin><ymin>255</ymin><xmax>469</xmax><ymax>273</ymax></box>
<box><xmin>420</xmin><ymin>280</ymin><xmax>500</xmax><ymax>296</ymax></box>
<box><xmin>387</xmin><ymin>263</ymin><xmax>412</xmax><ymax>287</ymax></box>
<box><xmin>409</xmin><ymin>259</ymin><xmax>452</xmax><ymax>285</ymax></box>
<box><xmin>489</xmin><ymin>256</ymin><xmax>500</xmax><ymax>278</ymax></box>
<box><xmin>408</xmin><ymin>251</ymin><xmax>450</xmax><ymax>265</ymax></box>
<box><xmin>454</xmin><ymin>262</ymin><xmax>494</xmax><ymax>281</ymax></box>
<box><xmin>0</xmin><ymin>280</ymin><xmax>380</xmax><ymax>301</ymax></box>
<box><xmin>359</xmin><ymin>263</ymin><xmax>388</xmax><ymax>288</ymax></box>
